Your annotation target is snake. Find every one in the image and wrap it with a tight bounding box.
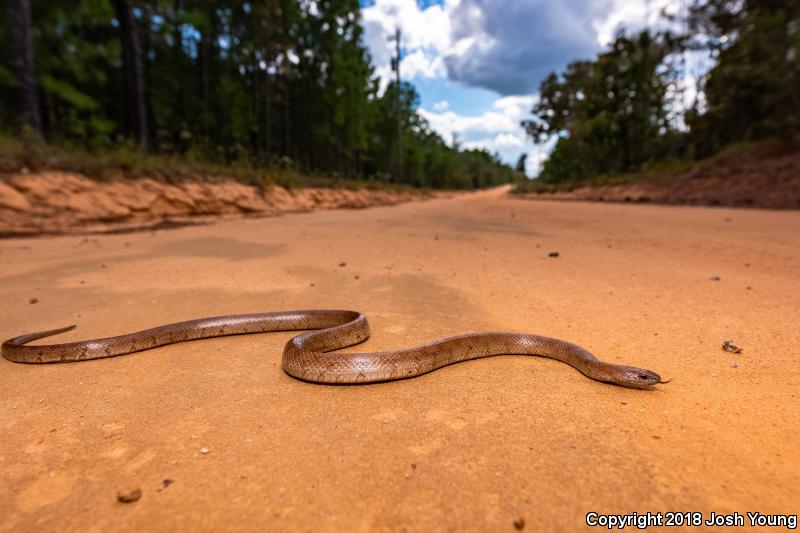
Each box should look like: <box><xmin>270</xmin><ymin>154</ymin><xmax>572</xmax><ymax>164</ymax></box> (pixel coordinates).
<box><xmin>1</xmin><ymin>310</ymin><xmax>666</xmax><ymax>388</ymax></box>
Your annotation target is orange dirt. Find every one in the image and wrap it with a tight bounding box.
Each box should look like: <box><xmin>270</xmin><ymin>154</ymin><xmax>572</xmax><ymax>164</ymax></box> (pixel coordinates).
<box><xmin>518</xmin><ymin>151</ymin><xmax>800</xmax><ymax>209</ymax></box>
<box><xmin>1</xmin><ymin>187</ymin><xmax>798</xmax><ymax>531</ymax></box>
<box><xmin>0</xmin><ymin>171</ymin><xmax>432</xmax><ymax>236</ymax></box>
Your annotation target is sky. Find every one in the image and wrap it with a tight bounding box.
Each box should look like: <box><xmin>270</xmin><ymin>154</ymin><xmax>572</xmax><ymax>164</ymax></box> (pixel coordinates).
<box><xmin>359</xmin><ymin>0</ymin><xmax>684</xmax><ymax>175</ymax></box>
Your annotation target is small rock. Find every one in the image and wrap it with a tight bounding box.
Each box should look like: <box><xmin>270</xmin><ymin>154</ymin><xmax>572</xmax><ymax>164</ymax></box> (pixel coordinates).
<box><xmin>29</xmin><ymin>297</ymin><xmax>38</xmax><ymax>304</ymax></box>
<box><xmin>722</xmin><ymin>340</ymin><xmax>742</xmax><ymax>354</ymax></box>
<box><xmin>411</xmin><ymin>463</ymin><xmax>417</xmax><ymax>470</ymax></box>
<box><xmin>354</xmin><ymin>275</ymin><xmax>360</xmax><ymax>280</ymax></box>
<box><xmin>709</xmin><ymin>275</ymin><xmax>721</xmax><ymax>281</ymax></box>
<box><xmin>162</xmin><ymin>479</ymin><xmax>174</xmax><ymax>488</ymax></box>
<box><xmin>200</xmin><ymin>447</ymin><xmax>210</xmax><ymax>454</ymax></box>
<box><xmin>513</xmin><ymin>517</ymin><xmax>526</xmax><ymax>530</ymax></box>
<box><xmin>117</xmin><ymin>487</ymin><xmax>142</xmax><ymax>503</ymax></box>
<box><xmin>338</xmin><ymin>262</ymin><xmax>347</xmax><ymax>267</ymax></box>
<box><xmin>548</xmin><ymin>251</ymin><xmax>559</xmax><ymax>258</ymax></box>
<box><xmin>730</xmin><ymin>363</ymin><xmax>738</xmax><ymax>368</ymax></box>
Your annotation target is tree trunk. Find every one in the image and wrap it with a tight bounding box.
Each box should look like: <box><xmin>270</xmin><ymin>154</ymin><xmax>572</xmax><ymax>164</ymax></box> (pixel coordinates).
<box><xmin>114</xmin><ymin>0</ymin><xmax>148</xmax><ymax>148</ymax></box>
<box><xmin>172</xmin><ymin>0</ymin><xmax>185</xmax><ymax>133</ymax></box>
<box><xmin>282</xmin><ymin>81</ymin><xmax>290</xmax><ymax>158</ymax></box>
<box><xmin>6</xmin><ymin>0</ymin><xmax>41</xmax><ymax>134</ymax></box>
<box><xmin>199</xmin><ymin>30</ymin><xmax>210</xmax><ymax>139</ymax></box>
<box><xmin>265</xmin><ymin>70</ymin><xmax>272</xmax><ymax>154</ymax></box>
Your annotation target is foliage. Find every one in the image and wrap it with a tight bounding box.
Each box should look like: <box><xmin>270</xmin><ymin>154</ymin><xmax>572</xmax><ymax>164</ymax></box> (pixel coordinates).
<box><xmin>525</xmin><ymin>2</ymin><xmax>800</xmax><ymax>185</ymax></box>
<box><xmin>514</xmin><ymin>153</ymin><xmax>526</xmax><ymax>173</ymax></box>
<box><xmin>523</xmin><ymin>31</ymin><xmax>681</xmax><ymax>184</ymax></box>
<box><xmin>0</xmin><ymin>0</ymin><xmax>517</xmax><ymax>189</ymax></box>
<box><xmin>0</xmin><ymin>131</ymin><xmax>425</xmax><ymax>193</ymax></box>
<box><xmin>686</xmin><ymin>0</ymin><xmax>800</xmax><ymax>157</ymax></box>
<box><xmin>512</xmin><ymin>138</ymin><xmax>795</xmax><ymax>195</ymax></box>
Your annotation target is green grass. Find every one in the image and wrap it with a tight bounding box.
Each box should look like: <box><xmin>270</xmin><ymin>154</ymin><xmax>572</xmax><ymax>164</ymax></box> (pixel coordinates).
<box><xmin>0</xmin><ymin>134</ymin><xmax>422</xmax><ymax>194</ymax></box>
<box><xmin>696</xmin><ymin>138</ymin><xmax>793</xmax><ymax>168</ymax></box>
<box><xmin>588</xmin><ymin>158</ymin><xmax>696</xmax><ymax>187</ymax></box>
<box><xmin>512</xmin><ymin>138</ymin><xmax>798</xmax><ymax>194</ymax></box>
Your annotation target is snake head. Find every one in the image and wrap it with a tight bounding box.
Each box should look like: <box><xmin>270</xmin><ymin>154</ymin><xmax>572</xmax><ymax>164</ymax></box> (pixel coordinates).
<box><xmin>610</xmin><ymin>365</ymin><xmax>665</xmax><ymax>388</ymax></box>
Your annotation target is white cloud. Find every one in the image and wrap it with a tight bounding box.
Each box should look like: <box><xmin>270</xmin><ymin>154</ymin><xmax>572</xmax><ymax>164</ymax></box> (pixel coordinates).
<box><xmin>594</xmin><ymin>0</ymin><xmax>682</xmax><ymax>45</ymax></box>
<box><xmin>443</xmin><ymin>0</ymin><xmax>611</xmax><ymax>95</ymax></box>
<box><xmin>400</xmin><ymin>49</ymin><xmax>446</xmax><ymax>79</ymax></box>
<box><xmin>361</xmin><ymin>0</ymin><xmax>453</xmax><ymax>90</ymax></box>
<box><xmin>420</xmin><ymin>95</ymin><xmax>543</xmax><ymax>175</ymax></box>
<box><xmin>464</xmin><ymin>133</ymin><xmax>523</xmax><ymax>151</ymax></box>
<box><xmin>418</xmin><ymin>108</ymin><xmax>516</xmax><ymax>138</ymax></box>
<box><xmin>363</xmin><ymin>0</ymin><xmax>689</xmax><ymax>95</ymax></box>
<box><xmin>359</xmin><ymin>0</ymin><xmax>695</xmax><ymax>174</ymax></box>
<box><xmin>361</xmin><ymin>0</ymin><xmax>452</xmax><ymax>52</ymax></box>
<box><xmin>494</xmin><ymin>95</ymin><xmax>536</xmax><ymax>121</ymax></box>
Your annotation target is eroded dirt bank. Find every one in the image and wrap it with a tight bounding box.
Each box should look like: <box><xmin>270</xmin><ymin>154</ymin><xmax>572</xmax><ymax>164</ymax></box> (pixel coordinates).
<box><xmin>516</xmin><ymin>151</ymin><xmax>800</xmax><ymax>209</ymax></box>
<box><xmin>0</xmin><ymin>171</ymin><xmax>431</xmax><ymax>236</ymax></box>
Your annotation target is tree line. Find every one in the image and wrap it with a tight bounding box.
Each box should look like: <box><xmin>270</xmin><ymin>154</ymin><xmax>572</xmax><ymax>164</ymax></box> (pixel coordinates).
<box><xmin>0</xmin><ymin>0</ymin><xmax>519</xmax><ymax>190</ymax></box>
<box><xmin>523</xmin><ymin>0</ymin><xmax>800</xmax><ymax>183</ymax></box>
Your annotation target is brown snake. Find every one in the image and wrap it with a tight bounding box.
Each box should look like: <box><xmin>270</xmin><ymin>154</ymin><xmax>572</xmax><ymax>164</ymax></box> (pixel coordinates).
<box><xmin>1</xmin><ymin>310</ymin><xmax>666</xmax><ymax>388</ymax></box>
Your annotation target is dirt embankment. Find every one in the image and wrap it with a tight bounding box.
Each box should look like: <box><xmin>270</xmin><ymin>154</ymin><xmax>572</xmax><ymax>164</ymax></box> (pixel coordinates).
<box><xmin>517</xmin><ymin>151</ymin><xmax>800</xmax><ymax>209</ymax></box>
<box><xmin>0</xmin><ymin>171</ymin><xmax>431</xmax><ymax>236</ymax></box>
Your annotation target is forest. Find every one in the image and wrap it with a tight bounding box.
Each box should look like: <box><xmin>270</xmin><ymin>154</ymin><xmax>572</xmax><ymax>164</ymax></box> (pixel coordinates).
<box><xmin>523</xmin><ymin>0</ymin><xmax>800</xmax><ymax>184</ymax></box>
<box><xmin>0</xmin><ymin>0</ymin><xmax>519</xmax><ymax>189</ymax></box>
<box><xmin>2</xmin><ymin>1</ymin><xmax>797</xmax><ymax>190</ymax></box>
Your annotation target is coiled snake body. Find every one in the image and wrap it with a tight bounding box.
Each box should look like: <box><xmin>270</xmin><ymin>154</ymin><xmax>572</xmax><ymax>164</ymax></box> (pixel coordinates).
<box><xmin>2</xmin><ymin>310</ymin><xmax>665</xmax><ymax>388</ymax></box>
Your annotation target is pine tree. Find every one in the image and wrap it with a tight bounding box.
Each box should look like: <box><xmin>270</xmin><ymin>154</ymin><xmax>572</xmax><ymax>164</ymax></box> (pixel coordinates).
<box><xmin>6</xmin><ymin>0</ymin><xmax>40</xmax><ymax>134</ymax></box>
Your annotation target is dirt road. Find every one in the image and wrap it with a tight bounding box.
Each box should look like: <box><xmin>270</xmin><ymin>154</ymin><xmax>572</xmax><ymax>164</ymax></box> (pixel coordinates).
<box><xmin>1</xmin><ymin>187</ymin><xmax>798</xmax><ymax>531</ymax></box>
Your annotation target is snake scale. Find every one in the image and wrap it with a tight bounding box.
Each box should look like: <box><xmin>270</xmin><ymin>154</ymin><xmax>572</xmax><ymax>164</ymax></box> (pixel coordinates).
<box><xmin>1</xmin><ymin>310</ymin><xmax>666</xmax><ymax>388</ymax></box>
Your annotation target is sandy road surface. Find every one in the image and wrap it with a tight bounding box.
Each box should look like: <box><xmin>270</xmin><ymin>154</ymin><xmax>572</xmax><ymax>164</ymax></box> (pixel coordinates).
<box><xmin>1</xmin><ymin>187</ymin><xmax>798</xmax><ymax>531</ymax></box>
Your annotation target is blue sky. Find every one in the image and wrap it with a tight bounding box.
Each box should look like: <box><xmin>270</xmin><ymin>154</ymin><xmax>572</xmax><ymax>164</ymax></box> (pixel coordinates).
<box><xmin>359</xmin><ymin>0</ymin><xmax>683</xmax><ymax>175</ymax></box>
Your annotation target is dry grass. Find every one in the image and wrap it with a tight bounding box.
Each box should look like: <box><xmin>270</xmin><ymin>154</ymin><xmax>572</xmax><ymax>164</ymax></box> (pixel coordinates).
<box><xmin>0</xmin><ymin>134</ymin><xmax>419</xmax><ymax>193</ymax></box>
<box><xmin>512</xmin><ymin>138</ymin><xmax>798</xmax><ymax>194</ymax></box>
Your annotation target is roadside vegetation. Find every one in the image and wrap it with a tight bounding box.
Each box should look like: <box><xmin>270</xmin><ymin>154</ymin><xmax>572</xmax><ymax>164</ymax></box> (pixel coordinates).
<box><xmin>0</xmin><ymin>1</ymin><xmax>520</xmax><ymax>190</ymax></box>
<box><xmin>513</xmin><ymin>138</ymin><xmax>797</xmax><ymax>194</ymax></box>
<box><xmin>519</xmin><ymin>0</ymin><xmax>799</xmax><ymax>189</ymax></box>
<box><xmin>0</xmin><ymin>132</ymin><xmax>426</xmax><ymax>192</ymax></box>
